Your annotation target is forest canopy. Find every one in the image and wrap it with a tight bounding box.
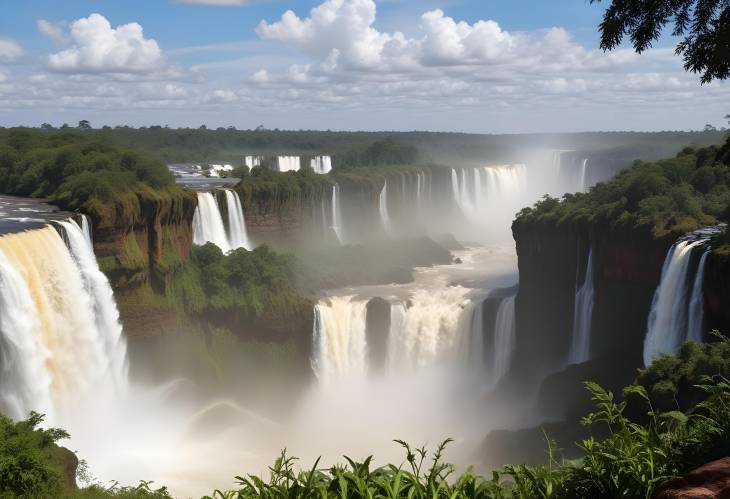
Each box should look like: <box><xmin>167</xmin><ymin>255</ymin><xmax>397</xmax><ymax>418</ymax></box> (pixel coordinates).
<box><xmin>515</xmin><ymin>139</ymin><xmax>730</xmax><ymax>236</ymax></box>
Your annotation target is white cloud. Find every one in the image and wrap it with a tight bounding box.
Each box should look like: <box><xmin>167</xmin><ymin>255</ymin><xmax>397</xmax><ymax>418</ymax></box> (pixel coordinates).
<box><xmin>0</xmin><ymin>38</ymin><xmax>23</xmax><ymax>62</ymax></box>
<box><xmin>37</xmin><ymin>19</ymin><xmax>69</xmax><ymax>44</ymax></box>
<box><xmin>47</xmin><ymin>13</ymin><xmax>162</xmax><ymax>73</ymax></box>
<box><xmin>0</xmin><ymin>72</ymin><xmax>6</xmax><ymax>83</ymax></box>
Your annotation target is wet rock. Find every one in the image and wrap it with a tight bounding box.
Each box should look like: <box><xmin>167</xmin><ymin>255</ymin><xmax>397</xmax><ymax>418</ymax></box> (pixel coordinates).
<box><xmin>655</xmin><ymin>457</ymin><xmax>730</xmax><ymax>499</ymax></box>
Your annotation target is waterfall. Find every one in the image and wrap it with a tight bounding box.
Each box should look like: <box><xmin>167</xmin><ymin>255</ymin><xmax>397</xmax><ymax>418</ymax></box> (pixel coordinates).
<box><xmin>687</xmin><ymin>248</ymin><xmax>710</xmax><ymax>343</ymax></box>
<box><xmin>193</xmin><ymin>192</ymin><xmax>231</xmax><ymax>253</ymax></box>
<box><xmin>224</xmin><ymin>190</ymin><xmax>253</xmax><ymax>251</ymax></box>
<box><xmin>644</xmin><ymin>239</ymin><xmax>703</xmax><ymax>365</ymax></box>
<box><xmin>244</xmin><ymin>156</ymin><xmax>261</xmax><ymax>169</ymax></box>
<box><xmin>379</xmin><ymin>181</ymin><xmax>392</xmax><ymax>235</ymax></box>
<box><xmin>416</xmin><ymin>172</ymin><xmax>423</xmax><ymax>212</ymax></box>
<box><xmin>469</xmin><ymin>300</ymin><xmax>485</xmax><ymax>367</ymax></box>
<box><xmin>491</xmin><ymin>296</ymin><xmax>516</xmax><ymax>384</ymax></box>
<box><xmin>311</xmin><ymin>297</ymin><xmax>369</xmax><ymax>383</ymax></box>
<box><xmin>578</xmin><ymin>159</ymin><xmax>589</xmax><ymax>192</ymax></box>
<box><xmin>311</xmin><ymin>156</ymin><xmax>332</xmax><ymax>175</ymax></box>
<box><xmin>331</xmin><ymin>184</ymin><xmax>343</xmax><ymax>243</ymax></box>
<box><xmin>450</xmin><ymin>165</ymin><xmax>527</xmax><ymax>223</ymax></box>
<box><xmin>385</xmin><ymin>286</ymin><xmax>473</xmax><ymax>370</ymax></box>
<box><xmin>0</xmin><ymin>223</ymin><xmax>127</xmax><ymax>420</ymax></box>
<box><xmin>277</xmin><ymin>156</ymin><xmax>301</xmax><ymax>172</ymax></box>
<box><xmin>568</xmin><ymin>249</ymin><xmax>595</xmax><ymax>364</ymax></box>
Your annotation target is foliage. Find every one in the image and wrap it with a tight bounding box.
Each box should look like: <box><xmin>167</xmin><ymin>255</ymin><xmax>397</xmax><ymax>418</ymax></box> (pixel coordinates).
<box><xmin>205</xmin><ymin>368</ymin><xmax>730</xmax><ymax>499</ymax></box>
<box><xmin>236</xmin><ymin>165</ymin><xmax>332</xmax><ymax>210</ymax></box>
<box><xmin>0</xmin><ymin>128</ymin><xmax>175</xmax><ymax>212</ymax></box>
<box><xmin>514</xmin><ymin>141</ymin><xmax>730</xmax><ymax>236</ymax></box>
<box><xmin>74</xmin><ymin>481</ymin><xmax>171</xmax><ymax>499</ymax></box>
<box><xmin>163</xmin><ymin>243</ymin><xmax>310</xmax><ymax>330</ymax></box>
<box><xmin>637</xmin><ymin>331</ymin><xmax>730</xmax><ymax>412</ymax></box>
<box><xmin>334</xmin><ymin>139</ymin><xmax>419</xmax><ymax>169</ymax></box>
<box><xmin>590</xmin><ymin>0</ymin><xmax>730</xmax><ymax>83</ymax></box>
<box><xmin>0</xmin><ymin>412</ymin><xmax>71</xmax><ymax>499</ymax></box>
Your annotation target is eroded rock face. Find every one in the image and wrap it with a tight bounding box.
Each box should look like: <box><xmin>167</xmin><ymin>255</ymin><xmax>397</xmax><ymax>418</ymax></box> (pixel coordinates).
<box><xmin>655</xmin><ymin>457</ymin><xmax>730</xmax><ymax>499</ymax></box>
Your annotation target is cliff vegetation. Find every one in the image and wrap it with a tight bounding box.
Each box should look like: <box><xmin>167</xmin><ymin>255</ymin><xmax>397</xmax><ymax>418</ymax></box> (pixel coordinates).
<box><xmin>515</xmin><ymin>139</ymin><xmax>730</xmax><ymax>237</ymax></box>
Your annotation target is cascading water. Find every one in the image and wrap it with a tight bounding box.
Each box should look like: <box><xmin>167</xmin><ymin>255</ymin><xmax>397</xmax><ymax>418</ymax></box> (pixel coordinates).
<box><xmin>244</xmin><ymin>155</ymin><xmax>262</xmax><ymax>169</ymax></box>
<box><xmin>224</xmin><ymin>190</ymin><xmax>253</xmax><ymax>251</ymax></box>
<box><xmin>193</xmin><ymin>192</ymin><xmax>232</xmax><ymax>253</ymax></box>
<box><xmin>0</xmin><ymin>222</ymin><xmax>127</xmax><ymax>420</ymax></box>
<box><xmin>311</xmin><ymin>297</ymin><xmax>369</xmax><ymax>383</ymax></box>
<box><xmin>490</xmin><ymin>296</ymin><xmax>516</xmax><ymax>384</ymax></box>
<box><xmin>331</xmin><ymin>184</ymin><xmax>343</xmax><ymax>243</ymax></box>
<box><xmin>385</xmin><ymin>286</ymin><xmax>473</xmax><ymax>371</ymax></box>
<box><xmin>687</xmin><ymin>248</ymin><xmax>710</xmax><ymax>343</ymax></box>
<box><xmin>277</xmin><ymin>156</ymin><xmax>301</xmax><ymax>172</ymax></box>
<box><xmin>644</xmin><ymin>239</ymin><xmax>703</xmax><ymax>365</ymax></box>
<box><xmin>311</xmin><ymin>156</ymin><xmax>332</xmax><ymax>175</ymax></box>
<box><xmin>578</xmin><ymin>159</ymin><xmax>589</xmax><ymax>193</ymax></box>
<box><xmin>568</xmin><ymin>249</ymin><xmax>595</xmax><ymax>364</ymax></box>
<box><xmin>379</xmin><ymin>181</ymin><xmax>392</xmax><ymax>236</ymax></box>
<box><xmin>469</xmin><ymin>300</ymin><xmax>485</xmax><ymax>367</ymax></box>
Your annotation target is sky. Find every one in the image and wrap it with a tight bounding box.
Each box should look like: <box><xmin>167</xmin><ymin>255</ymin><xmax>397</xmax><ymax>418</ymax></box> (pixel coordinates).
<box><xmin>0</xmin><ymin>0</ymin><xmax>727</xmax><ymax>133</ymax></box>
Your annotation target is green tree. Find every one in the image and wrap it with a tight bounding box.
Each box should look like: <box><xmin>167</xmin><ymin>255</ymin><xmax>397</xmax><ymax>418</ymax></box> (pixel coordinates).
<box><xmin>590</xmin><ymin>0</ymin><xmax>730</xmax><ymax>82</ymax></box>
<box><xmin>77</xmin><ymin>120</ymin><xmax>91</xmax><ymax>129</ymax></box>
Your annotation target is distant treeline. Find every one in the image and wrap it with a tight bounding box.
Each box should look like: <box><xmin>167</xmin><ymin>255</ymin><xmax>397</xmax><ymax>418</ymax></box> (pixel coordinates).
<box><xmin>4</xmin><ymin>125</ymin><xmax>727</xmax><ymax>168</ymax></box>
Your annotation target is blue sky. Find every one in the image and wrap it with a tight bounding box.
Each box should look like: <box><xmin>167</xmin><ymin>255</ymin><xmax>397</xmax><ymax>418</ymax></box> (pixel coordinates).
<box><xmin>0</xmin><ymin>0</ymin><xmax>726</xmax><ymax>132</ymax></box>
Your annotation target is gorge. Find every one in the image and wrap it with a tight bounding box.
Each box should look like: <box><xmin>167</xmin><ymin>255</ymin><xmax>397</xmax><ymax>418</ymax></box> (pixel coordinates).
<box><xmin>0</xmin><ymin>127</ymin><xmax>728</xmax><ymax>497</ymax></box>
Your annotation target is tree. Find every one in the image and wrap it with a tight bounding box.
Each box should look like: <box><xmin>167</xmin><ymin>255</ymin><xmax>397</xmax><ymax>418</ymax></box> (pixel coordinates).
<box><xmin>60</xmin><ymin>123</ymin><xmax>70</xmax><ymax>129</ymax></box>
<box><xmin>77</xmin><ymin>119</ymin><xmax>91</xmax><ymax>129</ymax></box>
<box><xmin>199</xmin><ymin>124</ymin><xmax>207</xmax><ymax>130</ymax></box>
<box><xmin>705</xmin><ymin>124</ymin><xmax>718</xmax><ymax>132</ymax></box>
<box><xmin>590</xmin><ymin>0</ymin><xmax>730</xmax><ymax>82</ymax></box>
<box><xmin>725</xmin><ymin>114</ymin><xmax>730</xmax><ymax>126</ymax></box>
<box><xmin>40</xmin><ymin>123</ymin><xmax>53</xmax><ymax>130</ymax></box>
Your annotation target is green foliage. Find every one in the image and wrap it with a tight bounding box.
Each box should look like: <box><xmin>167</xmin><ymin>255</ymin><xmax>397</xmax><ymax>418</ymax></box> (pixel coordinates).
<box><xmin>0</xmin><ymin>412</ymin><xmax>70</xmax><ymax>499</ymax></box>
<box><xmin>334</xmin><ymin>139</ymin><xmax>419</xmax><ymax>169</ymax></box>
<box><xmin>0</xmin><ymin>129</ymin><xmax>174</xmax><ymax>211</ymax></box>
<box><xmin>205</xmin><ymin>362</ymin><xmax>730</xmax><ymax>499</ymax></box>
<box><xmin>163</xmin><ymin>243</ymin><xmax>310</xmax><ymax>327</ymax></box>
<box><xmin>515</xmin><ymin>141</ymin><xmax>730</xmax><ymax>236</ymax></box>
<box><xmin>74</xmin><ymin>481</ymin><xmax>171</xmax><ymax>499</ymax></box>
<box><xmin>590</xmin><ymin>0</ymin><xmax>730</xmax><ymax>83</ymax></box>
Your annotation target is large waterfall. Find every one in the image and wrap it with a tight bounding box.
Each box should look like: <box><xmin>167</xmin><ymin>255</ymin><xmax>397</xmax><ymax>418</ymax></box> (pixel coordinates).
<box><xmin>0</xmin><ymin>219</ymin><xmax>127</xmax><ymax>420</ymax></box>
<box><xmin>193</xmin><ymin>191</ymin><xmax>253</xmax><ymax>253</ymax></box>
<box><xmin>277</xmin><ymin>156</ymin><xmax>301</xmax><ymax>173</ymax></box>
<box><xmin>193</xmin><ymin>192</ymin><xmax>231</xmax><ymax>253</ymax></box>
<box><xmin>378</xmin><ymin>181</ymin><xmax>392</xmax><ymax>236</ymax></box>
<box><xmin>311</xmin><ymin>297</ymin><xmax>368</xmax><ymax>383</ymax></box>
<box><xmin>568</xmin><ymin>249</ymin><xmax>595</xmax><ymax>364</ymax></box>
<box><xmin>311</xmin><ymin>156</ymin><xmax>333</xmax><ymax>175</ymax></box>
<box><xmin>490</xmin><ymin>296</ymin><xmax>516</xmax><ymax>384</ymax></box>
<box><xmin>224</xmin><ymin>190</ymin><xmax>253</xmax><ymax>251</ymax></box>
<box><xmin>644</xmin><ymin>239</ymin><xmax>704</xmax><ymax>365</ymax></box>
<box><xmin>687</xmin><ymin>248</ymin><xmax>710</xmax><ymax>343</ymax></box>
<box><xmin>450</xmin><ymin>165</ymin><xmax>528</xmax><ymax>222</ymax></box>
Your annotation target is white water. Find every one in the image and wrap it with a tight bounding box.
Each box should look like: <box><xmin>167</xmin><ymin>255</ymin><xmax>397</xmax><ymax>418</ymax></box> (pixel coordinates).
<box><xmin>644</xmin><ymin>240</ymin><xmax>703</xmax><ymax>365</ymax></box>
<box><xmin>193</xmin><ymin>192</ymin><xmax>232</xmax><ymax>253</ymax></box>
<box><xmin>469</xmin><ymin>300</ymin><xmax>485</xmax><ymax>368</ymax></box>
<box><xmin>385</xmin><ymin>286</ymin><xmax>473</xmax><ymax>371</ymax></box>
<box><xmin>224</xmin><ymin>190</ymin><xmax>253</xmax><ymax>251</ymax></box>
<box><xmin>378</xmin><ymin>181</ymin><xmax>392</xmax><ymax>236</ymax></box>
<box><xmin>277</xmin><ymin>156</ymin><xmax>301</xmax><ymax>173</ymax></box>
<box><xmin>331</xmin><ymin>184</ymin><xmax>343</xmax><ymax>243</ymax></box>
<box><xmin>491</xmin><ymin>296</ymin><xmax>516</xmax><ymax>384</ymax></box>
<box><xmin>449</xmin><ymin>165</ymin><xmax>528</xmax><ymax>239</ymax></box>
<box><xmin>578</xmin><ymin>159</ymin><xmax>589</xmax><ymax>192</ymax></box>
<box><xmin>687</xmin><ymin>248</ymin><xmax>710</xmax><ymax>343</ymax></box>
<box><xmin>245</xmin><ymin>156</ymin><xmax>262</xmax><ymax>169</ymax></box>
<box><xmin>311</xmin><ymin>297</ymin><xmax>369</xmax><ymax>383</ymax></box>
<box><xmin>311</xmin><ymin>156</ymin><xmax>333</xmax><ymax>175</ymax></box>
<box><xmin>568</xmin><ymin>249</ymin><xmax>595</xmax><ymax>364</ymax></box>
<box><xmin>0</xmin><ymin>222</ymin><xmax>127</xmax><ymax>421</ymax></box>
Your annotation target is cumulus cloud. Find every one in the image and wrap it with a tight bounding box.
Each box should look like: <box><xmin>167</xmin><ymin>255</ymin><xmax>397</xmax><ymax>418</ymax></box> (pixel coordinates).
<box><xmin>0</xmin><ymin>38</ymin><xmax>23</xmax><ymax>62</ymax></box>
<box><xmin>37</xmin><ymin>19</ymin><xmax>68</xmax><ymax>44</ymax></box>
<box><xmin>47</xmin><ymin>13</ymin><xmax>162</xmax><ymax>73</ymax></box>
